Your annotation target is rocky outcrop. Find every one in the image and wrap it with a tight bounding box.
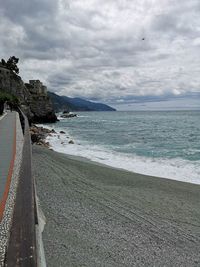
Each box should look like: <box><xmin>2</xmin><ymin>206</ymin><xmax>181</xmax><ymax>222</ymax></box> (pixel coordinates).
<box><xmin>0</xmin><ymin>64</ymin><xmax>57</xmax><ymax>123</ymax></box>
<box><xmin>27</xmin><ymin>80</ymin><xmax>57</xmax><ymax>123</ymax></box>
<box><xmin>30</xmin><ymin>124</ymin><xmax>55</xmax><ymax>147</ymax></box>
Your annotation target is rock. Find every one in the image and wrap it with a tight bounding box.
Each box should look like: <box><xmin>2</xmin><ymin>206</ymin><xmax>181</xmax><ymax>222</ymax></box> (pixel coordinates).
<box><xmin>26</xmin><ymin>80</ymin><xmax>58</xmax><ymax>123</ymax></box>
<box><xmin>30</xmin><ymin>125</ymin><xmax>54</xmax><ymax>147</ymax></box>
<box><xmin>31</xmin><ymin>133</ymin><xmax>44</xmax><ymax>143</ymax></box>
<box><xmin>36</xmin><ymin>140</ymin><xmax>50</xmax><ymax>148</ymax></box>
<box><xmin>60</xmin><ymin>113</ymin><xmax>77</xmax><ymax>118</ymax></box>
<box><xmin>30</xmin><ymin>126</ymin><xmax>38</xmax><ymax>133</ymax></box>
<box><xmin>68</xmin><ymin>140</ymin><xmax>74</xmax><ymax>144</ymax></box>
<box><xmin>43</xmin><ymin>142</ymin><xmax>50</xmax><ymax>148</ymax></box>
<box><xmin>60</xmin><ymin>131</ymin><xmax>66</xmax><ymax>134</ymax></box>
<box><xmin>37</xmin><ymin>142</ymin><xmax>43</xmax><ymax>146</ymax></box>
<box><xmin>40</xmin><ymin>127</ymin><xmax>51</xmax><ymax>134</ymax></box>
<box><xmin>30</xmin><ymin>111</ymin><xmax>57</xmax><ymax>124</ymax></box>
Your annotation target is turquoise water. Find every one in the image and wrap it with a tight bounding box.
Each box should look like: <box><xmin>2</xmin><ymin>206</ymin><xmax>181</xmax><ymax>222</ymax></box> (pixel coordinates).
<box><xmin>46</xmin><ymin>110</ymin><xmax>200</xmax><ymax>184</ymax></box>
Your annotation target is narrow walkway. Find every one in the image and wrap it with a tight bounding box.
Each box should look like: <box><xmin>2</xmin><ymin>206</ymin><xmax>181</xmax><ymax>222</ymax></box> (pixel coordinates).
<box><xmin>0</xmin><ymin>112</ymin><xmax>16</xmax><ymax>221</ymax></box>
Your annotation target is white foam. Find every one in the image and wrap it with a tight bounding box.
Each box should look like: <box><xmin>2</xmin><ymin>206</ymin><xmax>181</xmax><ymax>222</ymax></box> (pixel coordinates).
<box><xmin>57</xmin><ymin>116</ymin><xmax>66</xmax><ymax>120</ymax></box>
<box><xmin>76</xmin><ymin>115</ymin><xmax>89</xmax><ymax>118</ymax></box>
<box><xmin>46</xmin><ymin>132</ymin><xmax>200</xmax><ymax>185</ymax></box>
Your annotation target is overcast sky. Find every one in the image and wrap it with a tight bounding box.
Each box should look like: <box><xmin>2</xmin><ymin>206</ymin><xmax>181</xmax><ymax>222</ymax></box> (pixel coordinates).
<box><xmin>0</xmin><ymin>0</ymin><xmax>200</xmax><ymax>109</ymax></box>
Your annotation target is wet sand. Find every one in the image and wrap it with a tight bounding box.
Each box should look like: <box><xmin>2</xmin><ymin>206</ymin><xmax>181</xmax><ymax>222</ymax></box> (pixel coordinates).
<box><xmin>32</xmin><ymin>145</ymin><xmax>200</xmax><ymax>267</ymax></box>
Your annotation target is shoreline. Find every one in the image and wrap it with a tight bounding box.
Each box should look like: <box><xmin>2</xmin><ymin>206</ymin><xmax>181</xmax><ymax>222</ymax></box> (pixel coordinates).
<box><xmin>32</xmin><ymin>122</ymin><xmax>200</xmax><ymax>185</ymax></box>
<box><xmin>32</xmin><ymin>145</ymin><xmax>200</xmax><ymax>267</ymax></box>
<box><xmin>42</xmin><ymin>147</ymin><xmax>200</xmax><ymax>187</ymax></box>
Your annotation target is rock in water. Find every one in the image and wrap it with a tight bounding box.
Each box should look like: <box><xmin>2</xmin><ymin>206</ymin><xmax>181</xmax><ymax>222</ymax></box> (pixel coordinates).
<box><xmin>60</xmin><ymin>113</ymin><xmax>77</xmax><ymax>118</ymax></box>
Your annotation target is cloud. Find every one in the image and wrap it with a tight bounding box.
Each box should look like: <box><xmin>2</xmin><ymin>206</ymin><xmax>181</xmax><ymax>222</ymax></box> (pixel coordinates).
<box><xmin>0</xmin><ymin>0</ymin><xmax>200</xmax><ymax>109</ymax></box>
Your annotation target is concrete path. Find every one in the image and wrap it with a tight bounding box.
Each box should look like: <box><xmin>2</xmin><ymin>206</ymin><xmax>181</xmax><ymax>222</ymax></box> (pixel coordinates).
<box><xmin>0</xmin><ymin>112</ymin><xmax>16</xmax><ymax>221</ymax></box>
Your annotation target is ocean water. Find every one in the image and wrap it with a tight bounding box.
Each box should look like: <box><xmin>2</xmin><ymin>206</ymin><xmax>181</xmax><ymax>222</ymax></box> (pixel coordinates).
<box><xmin>44</xmin><ymin>111</ymin><xmax>200</xmax><ymax>184</ymax></box>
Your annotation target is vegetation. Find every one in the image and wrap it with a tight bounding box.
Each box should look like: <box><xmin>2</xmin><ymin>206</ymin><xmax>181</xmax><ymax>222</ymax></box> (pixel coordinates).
<box><xmin>1</xmin><ymin>56</ymin><xmax>19</xmax><ymax>74</ymax></box>
<box><xmin>0</xmin><ymin>92</ymin><xmax>19</xmax><ymax>115</ymax></box>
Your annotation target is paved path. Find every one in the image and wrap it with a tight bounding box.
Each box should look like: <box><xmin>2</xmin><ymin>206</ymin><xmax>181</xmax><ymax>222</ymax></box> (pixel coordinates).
<box><xmin>0</xmin><ymin>112</ymin><xmax>16</xmax><ymax>221</ymax></box>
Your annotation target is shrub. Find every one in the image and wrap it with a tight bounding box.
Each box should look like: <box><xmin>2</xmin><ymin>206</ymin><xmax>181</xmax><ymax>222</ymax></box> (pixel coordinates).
<box><xmin>0</xmin><ymin>92</ymin><xmax>19</xmax><ymax>115</ymax></box>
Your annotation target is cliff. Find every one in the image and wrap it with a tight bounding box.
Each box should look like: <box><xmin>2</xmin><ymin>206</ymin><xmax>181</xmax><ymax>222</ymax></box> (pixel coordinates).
<box><xmin>0</xmin><ymin>64</ymin><xmax>57</xmax><ymax>123</ymax></box>
<box><xmin>25</xmin><ymin>80</ymin><xmax>57</xmax><ymax>123</ymax></box>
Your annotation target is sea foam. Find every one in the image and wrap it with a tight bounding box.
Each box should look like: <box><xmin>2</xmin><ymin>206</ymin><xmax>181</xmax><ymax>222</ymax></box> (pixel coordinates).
<box><xmin>45</xmin><ymin>130</ymin><xmax>200</xmax><ymax>185</ymax></box>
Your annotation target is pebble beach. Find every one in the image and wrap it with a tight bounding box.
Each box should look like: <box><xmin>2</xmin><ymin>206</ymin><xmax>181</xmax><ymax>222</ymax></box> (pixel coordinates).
<box><xmin>32</xmin><ymin>145</ymin><xmax>200</xmax><ymax>267</ymax></box>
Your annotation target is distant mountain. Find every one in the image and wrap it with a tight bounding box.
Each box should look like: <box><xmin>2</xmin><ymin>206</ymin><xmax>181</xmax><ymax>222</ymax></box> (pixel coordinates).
<box><xmin>48</xmin><ymin>92</ymin><xmax>116</xmax><ymax>112</ymax></box>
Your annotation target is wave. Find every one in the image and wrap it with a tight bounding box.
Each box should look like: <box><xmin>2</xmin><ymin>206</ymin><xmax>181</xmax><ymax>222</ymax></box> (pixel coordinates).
<box><xmin>45</xmin><ymin>131</ymin><xmax>200</xmax><ymax>185</ymax></box>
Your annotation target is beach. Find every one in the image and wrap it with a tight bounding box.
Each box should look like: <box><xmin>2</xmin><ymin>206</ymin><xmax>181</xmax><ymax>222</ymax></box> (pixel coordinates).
<box><xmin>32</xmin><ymin>145</ymin><xmax>200</xmax><ymax>267</ymax></box>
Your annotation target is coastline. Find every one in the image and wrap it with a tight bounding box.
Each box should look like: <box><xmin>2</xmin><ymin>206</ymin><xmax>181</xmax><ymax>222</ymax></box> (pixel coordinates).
<box><xmin>32</xmin><ymin>145</ymin><xmax>200</xmax><ymax>267</ymax></box>
<box><xmin>37</xmin><ymin>119</ymin><xmax>200</xmax><ymax>185</ymax></box>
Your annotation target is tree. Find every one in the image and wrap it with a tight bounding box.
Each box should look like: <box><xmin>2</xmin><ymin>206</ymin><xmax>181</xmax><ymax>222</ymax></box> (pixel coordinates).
<box><xmin>1</xmin><ymin>56</ymin><xmax>19</xmax><ymax>74</ymax></box>
<box><xmin>6</xmin><ymin>56</ymin><xmax>19</xmax><ymax>74</ymax></box>
<box><xmin>0</xmin><ymin>92</ymin><xmax>19</xmax><ymax>115</ymax></box>
<box><xmin>1</xmin><ymin>59</ymin><xmax>6</xmax><ymax>66</ymax></box>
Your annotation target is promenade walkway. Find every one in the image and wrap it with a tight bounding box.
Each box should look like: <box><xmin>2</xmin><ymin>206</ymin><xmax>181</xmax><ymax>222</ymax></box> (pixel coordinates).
<box><xmin>0</xmin><ymin>112</ymin><xmax>16</xmax><ymax>221</ymax></box>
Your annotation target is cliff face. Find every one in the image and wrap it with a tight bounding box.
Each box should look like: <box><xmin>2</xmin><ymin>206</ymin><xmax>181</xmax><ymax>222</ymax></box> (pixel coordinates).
<box><xmin>0</xmin><ymin>66</ymin><xmax>30</xmax><ymax>103</ymax></box>
<box><xmin>0</xmin><ymin>65</ymin><xmax>57</xmax><ymax>123</ymax></box>
<box><xmin>25</xmin><ymin>80</ymin><xmax>57</xmax><ymax>123</ymax></box>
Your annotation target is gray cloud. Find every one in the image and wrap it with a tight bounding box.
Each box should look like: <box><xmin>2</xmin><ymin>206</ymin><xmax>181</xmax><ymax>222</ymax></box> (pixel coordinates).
<box><xmin>0</xmin><ymin>0</ymin><xmax>200</xmax><ymax>109</ymax></box>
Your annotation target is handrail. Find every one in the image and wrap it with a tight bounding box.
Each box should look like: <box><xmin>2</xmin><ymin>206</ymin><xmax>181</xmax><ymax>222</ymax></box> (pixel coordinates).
<box><xmin>5</xmin><ymin>109</ymin><xmax>38</xmax><ymax>266</ymax></box>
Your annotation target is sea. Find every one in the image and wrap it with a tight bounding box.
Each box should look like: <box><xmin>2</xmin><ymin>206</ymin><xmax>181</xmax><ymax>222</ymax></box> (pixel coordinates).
<box><xmin>44</xmin><ymin>110</ymin><xmax>200</xmax><ymax>185</ymax></box>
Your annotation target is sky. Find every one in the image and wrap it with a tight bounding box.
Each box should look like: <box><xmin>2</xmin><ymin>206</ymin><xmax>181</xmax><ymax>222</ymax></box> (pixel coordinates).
<box><xmin>0</xmin><ymin>0</ymin><xmax>200</xmax><ymax>110</ymax></box>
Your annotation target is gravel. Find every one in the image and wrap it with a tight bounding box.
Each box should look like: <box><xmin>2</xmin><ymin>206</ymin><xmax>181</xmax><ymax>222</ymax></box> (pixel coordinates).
<box><xmin>32</xmin><ymin>146</ymin><xmax>200</xmax><ymax>267</ymax></box>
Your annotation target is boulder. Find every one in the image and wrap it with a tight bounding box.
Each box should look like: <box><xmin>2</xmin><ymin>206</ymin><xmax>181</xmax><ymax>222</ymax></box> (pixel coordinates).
<box><xmin>30</xmin><ymin>125</ymin><xmax>56</xmax><ymax>147</ymax></box>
